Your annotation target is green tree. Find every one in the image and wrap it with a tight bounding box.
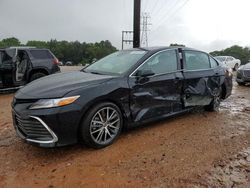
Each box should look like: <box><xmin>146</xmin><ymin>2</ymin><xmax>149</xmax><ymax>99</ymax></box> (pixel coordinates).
<box><xmin>0</xmin><ymin>37</ymin><xmax>21</xmax><ymax>48</ymax></box>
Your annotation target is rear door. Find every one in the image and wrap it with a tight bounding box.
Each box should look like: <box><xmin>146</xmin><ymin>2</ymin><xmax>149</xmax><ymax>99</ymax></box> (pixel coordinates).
<box><xmin>128</xmin><ymin>49</ymin><xmax>184</xmax><ymax>122</ymax></box>
<box><xmin>182</xmin><ymin>50</ymin><xmax>222</xmax><ymax>107</ymax></box>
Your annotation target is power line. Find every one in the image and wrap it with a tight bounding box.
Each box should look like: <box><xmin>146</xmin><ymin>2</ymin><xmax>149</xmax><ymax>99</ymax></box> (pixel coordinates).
<box><xmin>151</xmin><ymin>0</ymin><xmax>190</xmax><ymax>35</ymax></box>
<box><xmin>151</xmin><ymin>0</ymin><xmax>181</xmax><ymax>30</ymax></box>
<box><xmin>150</xmin><ymin>0</ymin><xmax>191</xmax><ymax>44</ymax></box>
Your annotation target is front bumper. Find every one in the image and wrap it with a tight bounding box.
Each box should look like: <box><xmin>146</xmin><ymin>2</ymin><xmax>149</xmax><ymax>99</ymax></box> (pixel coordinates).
<box><xmin>12</xmin><ymin>100</ymin><xmax>83</xmax><ymax>147</ymax></box>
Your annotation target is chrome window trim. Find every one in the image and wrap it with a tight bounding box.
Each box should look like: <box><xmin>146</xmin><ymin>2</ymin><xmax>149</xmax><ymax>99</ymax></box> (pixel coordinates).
<box><xmin>182</xmin><ymin>68</ymin><xmax>216</xmax><ymax>72</ymax></box>
<box><xmin>24</xmin><ymin>116</ymin><xmax>58</xmax><ymax>144</ymax></box>
<box><xmin>129</xmin><ymin>49</ymin><xmax>179</xmax><ymax>77</ymax></box>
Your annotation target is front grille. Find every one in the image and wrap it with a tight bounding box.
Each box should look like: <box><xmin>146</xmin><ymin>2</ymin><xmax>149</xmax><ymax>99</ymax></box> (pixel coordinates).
<box><xmin>15</xmin><ymin>115</ymin><xmax>53</xmax><ymax>141</ymax></box>
<box><xmin>243</xmin><ymin>70</ymin><xmax>250</xmax><ymax>78</ymax></box>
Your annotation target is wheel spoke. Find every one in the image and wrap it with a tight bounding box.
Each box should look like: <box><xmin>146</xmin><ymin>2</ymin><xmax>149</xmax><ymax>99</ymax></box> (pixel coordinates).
<box><xmin>98</xmin><ymin>129</ymin><xmax>104</xmax><ymax>142</ymax></box>
<box><xmin>108</xmin><ymin>124</ymin><xmax>118</xmax><ymax>130</ymax></box>
<box><xmin>106</xmin><ymin>128</ymin><xmax>112</xmax><ymax>138</ymax></box>
<box><xmin>104</xmin><ymin>128</ymin><xmax>107</xmax><ymax>142</ymax></box>
<box><xmin>97</xmin><ymin>112</ymin><xmax>104</xmax><ymax>123</ymax></box>
<box><xmin>106</xmin><ymin>107</ymin><xmax>110</xmax><ymax>121</ymax></box>
<box><xmin>91</xmin><ymin>127</ymin><xmax>103</xmax><ymax>134</ymax></box>
<box><xmin>96</xmin><ymin>129</ymin><xmax>104</xmax><ymax>142</ymax></box>
<box><xmin>110</xmin><ymin>118</ymin><xmax>119</xmax><ymax>125</ymax></box>
<box><xmin>108</xmin><ymin>112</ymin><xmax>117</xmax><ymax>121</ymax></box>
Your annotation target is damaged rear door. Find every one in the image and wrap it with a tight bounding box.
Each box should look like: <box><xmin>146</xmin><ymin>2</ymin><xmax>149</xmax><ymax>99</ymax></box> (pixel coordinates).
<box><xmin>182</xmin><ymin>50</ymin><xmax>222</xmax><ymax>107</ymax></box>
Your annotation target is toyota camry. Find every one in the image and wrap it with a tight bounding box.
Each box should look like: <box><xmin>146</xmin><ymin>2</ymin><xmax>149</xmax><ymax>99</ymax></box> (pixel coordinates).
<box><xmin>12</xmin><ymin>47</ymin><xmax>232</xmax><ymax>149</ymax></box>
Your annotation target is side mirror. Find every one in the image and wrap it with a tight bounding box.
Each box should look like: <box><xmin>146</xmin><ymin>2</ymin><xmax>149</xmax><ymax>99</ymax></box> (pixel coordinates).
<box><xmin>136</xmin><ymin>69</ymin><xmax>155</xmax><ymax>77</ymax></box>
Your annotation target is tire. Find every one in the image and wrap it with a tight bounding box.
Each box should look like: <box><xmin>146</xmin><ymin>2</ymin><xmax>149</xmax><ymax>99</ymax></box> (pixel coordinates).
<box><xmin>233</xmin><ymin>64</ymin><xmax>239</xmax><ymax>71</ymax></box>
<box><xmin>29</xmin><ymin>72</ymin><xmax>46</xmax><ymax>82</ymax></box>
<box><xmin>237</xmin><ymin>82</ymin><xmax>245</xmax><ymax>86</ymax></box>
<box><xmin>205</xmin><ymin>88</ymin><xmax>221</xmax><ymax>112</ymax></box>
<box><xmin>80</xmin><ymin>102</ymin><xmax>123</xmax><ymax>149</ymax></box>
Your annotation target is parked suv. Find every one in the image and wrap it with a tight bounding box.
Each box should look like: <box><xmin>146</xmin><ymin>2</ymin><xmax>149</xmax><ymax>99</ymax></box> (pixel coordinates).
<box><xmin>0</xmin><ymin>47</ymin><xmax>60</xmax><ymax>90</ymax></box>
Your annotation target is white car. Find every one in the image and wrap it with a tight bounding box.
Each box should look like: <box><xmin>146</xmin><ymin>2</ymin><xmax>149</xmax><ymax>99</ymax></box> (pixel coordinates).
<box><xmin>215</xmin><ymin>56</ymin><xmax>241</xmax><ymax>70</ymax></box>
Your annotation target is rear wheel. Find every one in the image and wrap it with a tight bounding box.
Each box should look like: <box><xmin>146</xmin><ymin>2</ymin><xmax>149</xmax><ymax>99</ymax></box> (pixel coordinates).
<box><xmin>205</xmin><ymin>88</ymin><xmax>221</xmax><ymax>112</ymax></box>
<box><xmin>29</xmin><ymin>72</ymin><xmax>46</xmax><ymax>82</ymax></box>
<box><xmin>80</xmin><ymin>102</ymin><xmax>123</xmax><ymax>149</ymax></box>
<box><xmin>237</xmin><ymin>82</ymin><xmax>245</xmax><ymax>86</ymax></box>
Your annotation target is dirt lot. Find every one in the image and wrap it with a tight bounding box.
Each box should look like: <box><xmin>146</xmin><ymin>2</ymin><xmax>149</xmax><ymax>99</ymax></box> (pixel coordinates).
<box><xmin>0</xmin><ymin>68</ymin><xmax>250</xmax><ymax>187</ymax></box>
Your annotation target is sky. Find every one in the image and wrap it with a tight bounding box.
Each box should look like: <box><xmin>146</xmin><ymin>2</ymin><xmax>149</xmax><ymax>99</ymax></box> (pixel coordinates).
<box><xmin>0</xmin><ymin>0</ymin><xmax>250</xmax><ymax>52</ymax></box>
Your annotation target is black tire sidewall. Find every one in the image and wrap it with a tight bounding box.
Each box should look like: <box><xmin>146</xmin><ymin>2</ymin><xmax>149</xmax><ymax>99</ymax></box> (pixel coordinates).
<box><xmin>80</xmin><ymin>102</ymin><xmax>123</xmax><ymax>149</ymax></box>
<box><xmin>205</xmin><ymin>87</ymin><xmax>221</xmax><ymax>112</ymax></box>
<box><xmin>30</xmin><ymin>72</ymin><xmax>46</xmax><ymax>82</ymax></box>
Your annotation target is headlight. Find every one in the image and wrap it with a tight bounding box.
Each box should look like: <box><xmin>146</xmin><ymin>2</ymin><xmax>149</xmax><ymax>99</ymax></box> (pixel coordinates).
<box><xmin>29</xmin><ymin>95</ymin><xmax>80</xmax><ymax>110</ymax></box>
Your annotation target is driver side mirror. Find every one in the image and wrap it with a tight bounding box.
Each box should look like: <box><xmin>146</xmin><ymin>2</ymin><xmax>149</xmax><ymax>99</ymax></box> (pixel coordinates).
<box><xmin>135</xmin><ymin>69</ymin><xmax>155</xmax><ymax>77</ymax></box>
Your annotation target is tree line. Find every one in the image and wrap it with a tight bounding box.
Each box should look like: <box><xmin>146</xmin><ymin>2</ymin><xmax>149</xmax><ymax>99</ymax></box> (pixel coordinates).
<box><xmin>0</xmin><ymin>37</ymin><xmax>117</xmax><ymax>65</ymax></box>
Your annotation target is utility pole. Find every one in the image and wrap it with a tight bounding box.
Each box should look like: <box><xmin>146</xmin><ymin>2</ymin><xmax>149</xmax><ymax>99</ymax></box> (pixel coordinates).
<box><xmin>133</xmin><ymin>0</ymin><xmax>141</xmax><ymax>48</ymax></box>
<box><xmin>141</xmin><ymin>12</ymin><xmax>151</xmax><ymax>47</ymax></box>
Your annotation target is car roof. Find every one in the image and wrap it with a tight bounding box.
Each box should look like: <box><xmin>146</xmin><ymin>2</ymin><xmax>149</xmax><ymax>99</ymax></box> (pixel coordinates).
<box><xmin>126</xmin><ymin>46</ymin><xmax>201</xmax><ymax>53</ymax></box>
<box><xmin>3</xmin><ymin>47</ymin><xmax>49</xmax><ymax>51</ymax></box>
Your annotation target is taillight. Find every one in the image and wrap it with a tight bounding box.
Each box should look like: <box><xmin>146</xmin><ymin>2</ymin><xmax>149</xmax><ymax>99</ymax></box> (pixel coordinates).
<box><xmin>53</xmin><ymin>58</ymin><xmax>59</xmax><ymax>65</ymax></box>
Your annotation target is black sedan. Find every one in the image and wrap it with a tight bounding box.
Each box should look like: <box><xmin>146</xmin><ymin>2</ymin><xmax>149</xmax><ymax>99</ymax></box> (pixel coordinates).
<box><xmin>236</xmin><ymin>63</ymin><xmax>250</xmax><ymax>85</ymax></box>
<box><xmin>12</xmin><ymin>47</ymin><xmax>232</xmax><ymax>149</ymax></box>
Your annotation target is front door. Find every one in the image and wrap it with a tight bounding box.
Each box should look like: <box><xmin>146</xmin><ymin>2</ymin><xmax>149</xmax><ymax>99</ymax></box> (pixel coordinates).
<box><xmin>128</xmin><ymin>49</ymin><xmax>183</xmax><ymax>123</ymax></box>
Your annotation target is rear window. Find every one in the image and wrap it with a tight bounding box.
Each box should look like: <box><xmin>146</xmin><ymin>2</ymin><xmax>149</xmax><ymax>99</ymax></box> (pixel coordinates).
<box><xmin>30</xmin><ymin>50</ymin><xmax>53</xmax><ymax>59</ymax></box>
<box><xmin>184</xmin><ymin>51</ymin><xmax>210</xmax><ymax>70</ymax></box>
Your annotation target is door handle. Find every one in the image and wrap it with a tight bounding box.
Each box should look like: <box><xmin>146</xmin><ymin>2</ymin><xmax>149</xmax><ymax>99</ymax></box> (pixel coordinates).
<box><xmin>174</xmin><ymin>77</ymin><xmax>181</xmax><ymax>83</ymax></box>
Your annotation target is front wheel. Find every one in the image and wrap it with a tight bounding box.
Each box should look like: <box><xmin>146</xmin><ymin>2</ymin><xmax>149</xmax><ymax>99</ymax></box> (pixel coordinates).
<box><xmin>80</xmin><ymin>102</ymin><xmax>123</xmax><ymax>149</ymax></box>
<box><xmin>205</xmin><ymin>88</ymin><xmax>221</xmax><ymax>112</ymax></box>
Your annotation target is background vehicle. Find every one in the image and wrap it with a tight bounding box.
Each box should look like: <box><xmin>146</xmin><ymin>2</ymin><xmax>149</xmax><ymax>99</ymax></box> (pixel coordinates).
<box><xmin>65</xmin><ymin>61</ymin><xmax>73</xmax><ymax>66</ymax></box>
<box><xmin>236</xmin><ymin>62</ymin><xmax>250</xmax><ymax>85</ymax></box>
<box><xmin>12</xmin><ymin>47</ymin><xmax>232</xmax><ymax>149</ymax></box>
<box><xmin>215</xmin><ymin>56</ymin><xmax>241</xmax><ymax>70</ymax></box>
<box><xmin>0</xmin><ymin>47</ymin><xmax>60</xmax><ymax>90</ymax></box>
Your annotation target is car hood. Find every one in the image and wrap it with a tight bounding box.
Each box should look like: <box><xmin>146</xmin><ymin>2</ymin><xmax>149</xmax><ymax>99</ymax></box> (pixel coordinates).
<box><xmin>15</xmin><ymin>71</ymin><xmax>115</xmax><ymax>99</ymax></box>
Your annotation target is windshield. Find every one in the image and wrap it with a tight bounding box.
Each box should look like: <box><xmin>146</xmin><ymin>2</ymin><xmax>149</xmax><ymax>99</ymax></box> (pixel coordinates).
<box><xmin>215</xmin><ymin>56</ymin><xmax>226</xmax><ymax>62</ymax></box>
<box><xmin>84</xmin><ymin>50</ymin><xmax>147</xmax><ymax>75</ymax></box>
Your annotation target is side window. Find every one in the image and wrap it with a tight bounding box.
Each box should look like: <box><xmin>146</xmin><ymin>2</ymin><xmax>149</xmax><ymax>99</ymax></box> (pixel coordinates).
<box><xmin>135</xmin><ymin>50</ymin><xmax>178</xmax><ymax>75</ymax></box>
<box><xmin>184</xmin><ymin>51</ymin><xmax>210</xmax><ymax>70</ymax></box>
<box><xmin>30</xmin><ymin>50</ymin><xmax>53</xmax><ymax>59</ymax></box>
<box><xmin>209</xmin><ymin>56</ymin><xmax>218</xmax><ymax>68</ymax></box>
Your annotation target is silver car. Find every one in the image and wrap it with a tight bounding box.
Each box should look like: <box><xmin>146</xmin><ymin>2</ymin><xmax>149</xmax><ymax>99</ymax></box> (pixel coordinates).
<box><xmin>236</xmin><ymin>63</ymin><xmax>250</xmax><ymax>85</ymax></box>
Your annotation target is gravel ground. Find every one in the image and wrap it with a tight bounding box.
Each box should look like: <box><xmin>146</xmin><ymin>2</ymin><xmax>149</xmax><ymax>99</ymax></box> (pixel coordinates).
<box><xmin>0</xmin><ymin>68</ymin><xmax>249</xmax><ymax>187</ymax></box>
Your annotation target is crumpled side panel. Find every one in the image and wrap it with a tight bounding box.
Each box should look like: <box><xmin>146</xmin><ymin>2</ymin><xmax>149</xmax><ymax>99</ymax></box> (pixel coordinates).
<box><xmin>184</xmin><ymin>76</ymin><xmax>221</xmax><ymax>107</ymax></box>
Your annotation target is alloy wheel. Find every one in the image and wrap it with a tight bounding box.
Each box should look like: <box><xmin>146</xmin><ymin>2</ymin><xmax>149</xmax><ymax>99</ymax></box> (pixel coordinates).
<box><xmin>90</xmin><ymin>107</ymin><xmax>121</xmax><ymax>145</ymax></box>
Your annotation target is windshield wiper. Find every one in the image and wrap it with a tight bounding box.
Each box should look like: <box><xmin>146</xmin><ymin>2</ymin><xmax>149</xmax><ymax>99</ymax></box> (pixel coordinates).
<box><xmin>89</xmin><ymin>71</ymin><xmax>104</xmax><ymax>75</ymax></box>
